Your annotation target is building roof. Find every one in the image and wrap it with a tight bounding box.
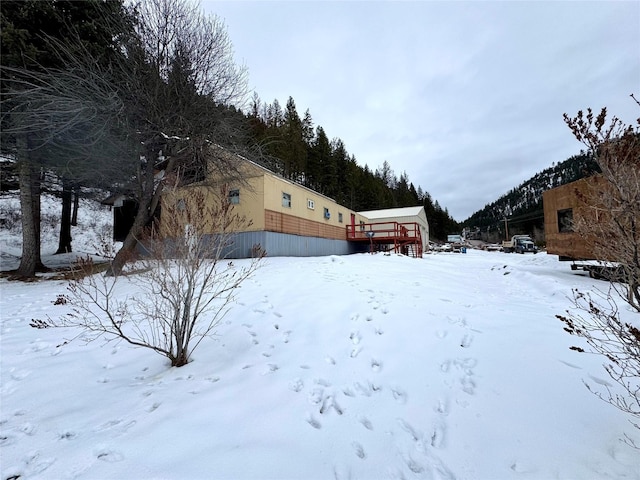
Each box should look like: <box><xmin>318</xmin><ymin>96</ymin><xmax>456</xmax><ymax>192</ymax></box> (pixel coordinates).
<box><xmin>358</xmin><ymin>206</ymin><xmax>425</xmax><ymax>219</ymax></box>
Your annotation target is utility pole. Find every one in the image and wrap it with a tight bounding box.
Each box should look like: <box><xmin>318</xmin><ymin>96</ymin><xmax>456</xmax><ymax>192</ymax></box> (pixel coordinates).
<box><xmin>503</xmin><ymin>217</ymin><xmax>509</xmax><ymax>240</ymax></box>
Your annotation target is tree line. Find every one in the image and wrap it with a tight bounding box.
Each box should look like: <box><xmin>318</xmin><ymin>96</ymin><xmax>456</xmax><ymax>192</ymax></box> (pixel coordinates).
<box><xmin>245</xmin><ymin>95</ymin><xmax>459</xmax><ymax>239</ymax></box>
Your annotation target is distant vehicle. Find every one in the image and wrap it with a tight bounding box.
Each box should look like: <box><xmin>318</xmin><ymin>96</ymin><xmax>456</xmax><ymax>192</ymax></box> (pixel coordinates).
<box><xmin>502</xmin><ymin>235</ymin><xmax>538</xmax><ymax>254</ymax></box>
<box><xmin>446</xmin><ymin>234</ymin><xmax>464</xmax><ymax>253</ymax></box>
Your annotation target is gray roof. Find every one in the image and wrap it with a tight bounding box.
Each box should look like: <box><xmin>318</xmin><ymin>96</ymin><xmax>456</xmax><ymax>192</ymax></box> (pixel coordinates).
<box><xmin>359</xmin><ymin>206</ymin><xmax>425</xmax><ymax>219</ymax></box>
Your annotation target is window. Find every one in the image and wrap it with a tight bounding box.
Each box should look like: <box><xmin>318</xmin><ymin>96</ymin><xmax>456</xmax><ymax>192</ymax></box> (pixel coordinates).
<box><xmin>557</xmin><ymin>208</ymin><xmax>573</xmax><ymax>233</ymax></box>
<box><xmin>307</xmin><ymin>199</ymin><xmax>315</xmax><ymax>210</ymax></box>
<box><xmin>338</xmin><ymin>212</ymin><xmax>343</xmax><ymax>223</ymax></box>
<box><xmin>282</xmin><ymin>192</ymin><xmax>291</xmax><ymax>208</ymax></box>
<box><xmin>323</xmin><ymin>207</ymin><xmax>330</xmax><ymax>219</ymax></box>
<box><xmin>360</xmin><ymin>220</ymin><xmax>365</xmax><ymax>231</ymax></box>
<box><xmin>229</xmin><ymin>189</ymin><xmax>240</xmax><ymax>205</ymax></box>
<box><xmin>176</xmin><ymin>199</ymin><xmax>186</xmax><ymax>211</ymax></box>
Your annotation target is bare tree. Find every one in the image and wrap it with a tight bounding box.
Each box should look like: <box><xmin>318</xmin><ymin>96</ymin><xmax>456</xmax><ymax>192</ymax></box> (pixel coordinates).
<box><xmin>105</xmin><ymin>0</ymin><xmax>249</xmax><ymax>277</ymax></box>
<box><xmin>42</xmin><ymin>186</ymin><xmax>262</xmax><ymax>367</ymax></box>
<box><xmin>558</xmin><ymin>97</ymin><xmax>640</xmax><ymax>447</ymax></box>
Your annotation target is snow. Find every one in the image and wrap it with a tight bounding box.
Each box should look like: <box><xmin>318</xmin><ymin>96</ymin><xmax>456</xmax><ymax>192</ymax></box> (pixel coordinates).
<box><xmin>1</xmin><ymin>198</ymin><xmax>639</xmax><ymax>479</ymax></box>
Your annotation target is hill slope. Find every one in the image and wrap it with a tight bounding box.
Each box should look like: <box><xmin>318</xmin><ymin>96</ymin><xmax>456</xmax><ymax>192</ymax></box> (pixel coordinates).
<box><xmin>462</xmin><ymin>152</ymin><xmax>599</xmax><ymax>241</ymax></box>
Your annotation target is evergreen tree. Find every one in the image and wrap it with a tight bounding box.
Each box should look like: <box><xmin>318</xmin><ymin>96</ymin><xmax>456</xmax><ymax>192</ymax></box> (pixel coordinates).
<box><xmin>1</xmin><ymin>0</ymin><xmax>132</xmax><ymax>274</ymax></box>
<box><xmin>282</xmin><ymin>96</ymin><xmax>306</xmax><ymax>181</ymax></box>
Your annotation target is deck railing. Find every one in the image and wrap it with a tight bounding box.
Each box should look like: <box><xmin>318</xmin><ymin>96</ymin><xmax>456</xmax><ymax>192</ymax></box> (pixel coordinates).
<box><xmin>346</xmin><ymin>221</ymin><xmax>423</xmax><ymax>257</ymax></box>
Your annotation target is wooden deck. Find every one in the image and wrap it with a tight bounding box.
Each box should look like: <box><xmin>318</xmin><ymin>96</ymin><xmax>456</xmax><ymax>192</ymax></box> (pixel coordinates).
<box><xmin>346</xmin><ymin>221</ymin><xmax>423</xmax><ymax>257</ymax></box>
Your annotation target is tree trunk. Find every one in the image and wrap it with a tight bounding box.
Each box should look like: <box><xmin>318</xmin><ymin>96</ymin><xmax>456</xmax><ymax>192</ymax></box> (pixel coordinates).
<box><xmin>104</xmin><ymin>203</ymin><xmax>150</xmax><ymax>277</ymax></box>
<box><xmin>15</xmin><ymin>157</ymin><xmax>46</xmax><ymax>278</ymax></box>
<box><xmin>105</xmin><ymin>149</ymin><xmax>173</xmax><ymax>277</ymax></box>
<box><xmin>71</xmin><ymin>187</ymin><xmax>79</xmax><ymax>226</ymax></box>
<box><xmin>55</xmin><ymin>180</ymin><xmax>73</xmax><ymax>254</ymax></box>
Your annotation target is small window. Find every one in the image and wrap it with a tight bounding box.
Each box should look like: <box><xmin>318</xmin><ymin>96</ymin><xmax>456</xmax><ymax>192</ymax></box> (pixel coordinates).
<box><xmin>176</xmin><ymin>199</ymin><xmax>186</xmax><ymax>211</ymax></box>
<box><xmin>360</xmin><ymin>220</ymin><xmax>365</xmax><ymax>231</ymax></box>
<box><xmin>282</xmin><ymin>192</ymin><xmax>291</xmax><ymax>208</ymax></box>
<box><xmin>558</xmin><ymin>208</ymin><xmax>573</xmax><ymax>233</ymax></box>
<box><xmin>307</xmin><ymin>199</ymin><xmax>315</xmax><ymax>210</ymax></box>
<box><xmin>229</xmin><ymin>189</ymin><xmax>240</xmax><ymax>205</ymax></box>
<box><xmin>323</xmin><ymin>207</ymin><xmax>330</xmax><ymax>219</ymax></box>
<box><xmin>338</xmin><ymin>212</ymin><xmax>343</xmax><ymax>223</ymax></box>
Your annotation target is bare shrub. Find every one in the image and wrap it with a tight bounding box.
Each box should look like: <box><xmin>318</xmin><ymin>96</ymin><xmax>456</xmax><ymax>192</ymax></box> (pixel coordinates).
<box><xmin>557</xmin><ymin>289</ymin><xmax>640</xmax><ymax>447</ymax></box>
<box><xmin>558</xmin><ymin>97</ymin><xmax>640</xmax><ymax>447</ymax></box>
<box><xmin>46</xmin><ymin>186</ymin><xmax>262</xmax><ymax>367</ymax></box>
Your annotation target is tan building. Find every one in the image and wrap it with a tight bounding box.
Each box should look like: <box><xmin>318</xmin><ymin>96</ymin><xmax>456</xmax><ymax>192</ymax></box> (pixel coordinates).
<box><xmin>162</xmin><ymin>153</ymin><xmax>371</xmax><ymax>258</ymax></box>
<box><xmin>110</xmin><ymin>148</ymin><xmax>428</xmax><ymax>259</ymax></box>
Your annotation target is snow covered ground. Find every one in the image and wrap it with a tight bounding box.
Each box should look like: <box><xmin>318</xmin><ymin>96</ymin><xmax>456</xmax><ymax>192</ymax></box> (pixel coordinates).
<box><xmin>1</xmin><ymin>198</ymin><xmax>639</xmax><ymax>479</ymax></box>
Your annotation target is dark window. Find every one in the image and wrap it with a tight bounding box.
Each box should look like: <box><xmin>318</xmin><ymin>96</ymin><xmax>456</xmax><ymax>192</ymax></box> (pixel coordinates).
<box><xmin>558</xmin><ymin>208</ymin><xmax>573</xmax><ymax>233</ymax></box>
<box><xmin>229</xmin><ymin>189</ymin><xmax>240</xmax><ymax>205</ymax></box>
<box><xmin>282</xmin><ymin>192</ymin><xmax>291</xmax><ymax>208</ymax></box>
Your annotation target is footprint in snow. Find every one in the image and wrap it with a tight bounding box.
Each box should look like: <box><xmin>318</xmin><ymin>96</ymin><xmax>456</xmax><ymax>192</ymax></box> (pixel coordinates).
<box><xmin>58</xmin><ymin>430</ymin><xmax>76</xmax><ymax>440</ymax></box>
<box><xmin>430</xmin><ymin>421</ymin><xmax>446</xmax><ymax>449</ymax></box>
<box><xmin>289</xmin><ymin>378</ymin><xmax>304</xmax><ymax>392</ymax></box>
<box><xmin>435</xmin><ymin>398</ymin><xmax>449</xmax><ymax>416</ymax></box>
<box><xmin>352</xmin><ymin>441</ymin><xmax>366</xmax><ymax>459</ymax></box>
<box><xmin>306</xmin><ymin>414</ymin><xmax>321</xmax><ymax>430</ymax></box>
<box><xmin>95</xmin><ymin>449</ymin><xmax>124</xmax><ymax>462</ymax></box>
<box><xmin>359</xmin><ymin>416</ymin><xmax>374</xmax><ymax>430</ymax></box>
<box><xmin>460</xmin><ymin>334</ymin><xmax>473</xmax><ymax>348</ymax></box>
<box><xmin>262</xmin><ymin>364</ymin><xmax>279</xmax><ymax>375</ymax></box>
<box><xmin>391</xmin><ymin>387</ymin><xmax>407</xmax><ymax>404</ymax></box>
<box><xmin>460</xmin><ymin>375</ymin><xmax>476</xmax><ymax>395</ymax></box>
<box><xmin>371</xmin><ymin>359</ymin><xmax>382</xmax><ymax>372</ymax></box>
<box><xmin>20</xmin><ymin>423</ymin><xmax>37</xmax><ymax>436</ymax></box>
<box><xmin>349</xmin><ymin>331</ymin><xmax>361</xmax><ymax>345</ymax></box>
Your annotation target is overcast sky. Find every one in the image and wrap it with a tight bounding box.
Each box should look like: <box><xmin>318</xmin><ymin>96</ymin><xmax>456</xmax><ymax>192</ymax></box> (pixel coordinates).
<box><xmin>202</xmin><ymin>0</ymin><xmax>639</xmax><ymax>221</ymax></box>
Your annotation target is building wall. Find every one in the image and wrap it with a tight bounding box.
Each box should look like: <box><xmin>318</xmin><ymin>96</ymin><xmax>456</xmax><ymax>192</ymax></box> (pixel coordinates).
<box><xmin>261</xmin><ymin>173</ymin><xmax>367</xmax><ymax>230</ymax></box>
<box><xmin>543</xmin><ymin>176</ymin><xmax>605</xmax><ymax>260</ymax></box>
<box><xmin>209</xmin><ymin>231</ymin><xmax>369</xmax><ymax>259</ymax></box>
<box><xmin>162</xmin><ymin>155</ymin><xmax>371</xmax><ymax>258</ymax></box>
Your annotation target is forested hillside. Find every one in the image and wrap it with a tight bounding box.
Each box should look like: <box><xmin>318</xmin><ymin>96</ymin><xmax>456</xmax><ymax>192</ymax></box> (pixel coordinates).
<box><xmin>462</xmin><ymin>152</ymin><xmax>600</xmax><ymax>242</ymax></box>
<box><xmin>243</xmin><ymin>95</ymin><xmax>459</xmax><ymax>241</ymax></box>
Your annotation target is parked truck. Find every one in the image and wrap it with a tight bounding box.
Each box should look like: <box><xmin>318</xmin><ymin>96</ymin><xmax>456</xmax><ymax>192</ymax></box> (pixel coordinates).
<box><xmin>502</xmin><ymin>235</ymin><xmax>538</xmax><ymax>254</ymax></box>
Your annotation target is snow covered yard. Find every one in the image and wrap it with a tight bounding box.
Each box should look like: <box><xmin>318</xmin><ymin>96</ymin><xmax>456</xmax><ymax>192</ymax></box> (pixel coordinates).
<box><xmin>1</xmin><ymin>249</ymin><xmax>639</xmax><ymax>479</ymax></box>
